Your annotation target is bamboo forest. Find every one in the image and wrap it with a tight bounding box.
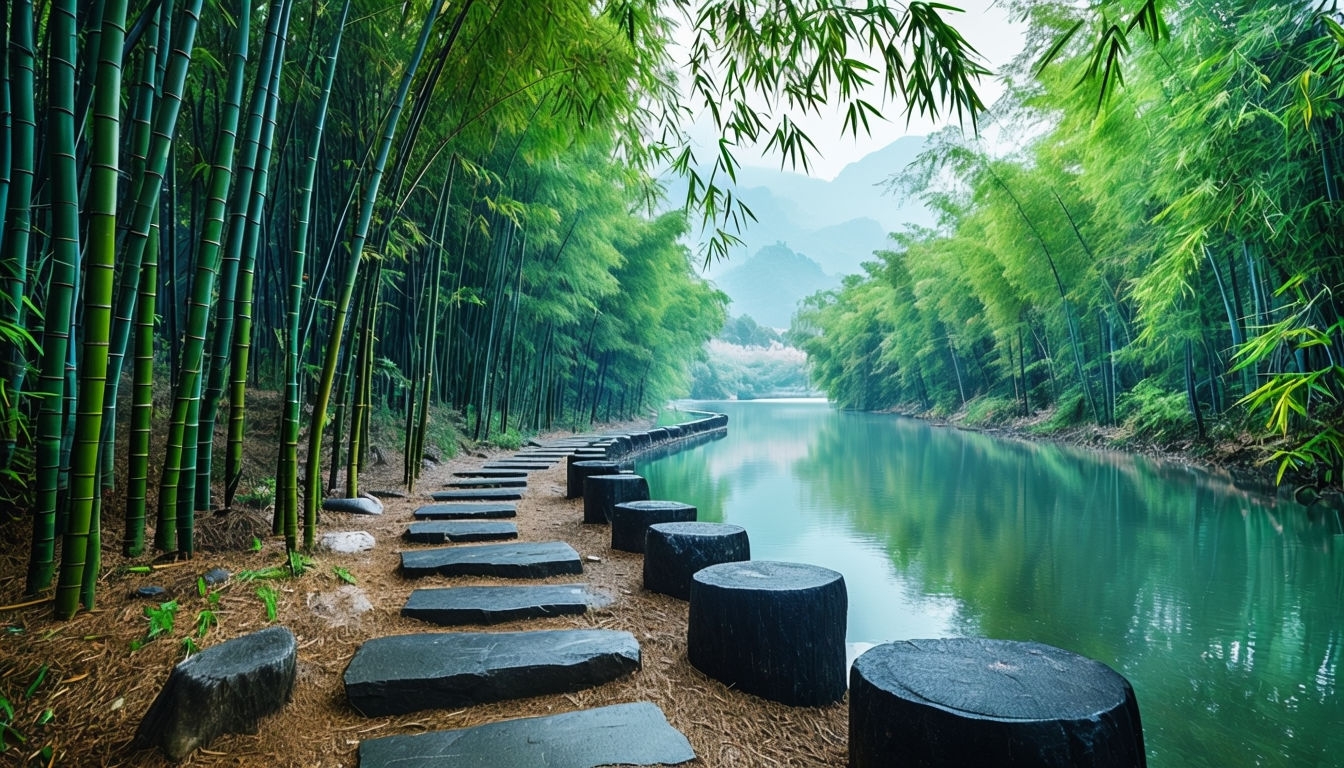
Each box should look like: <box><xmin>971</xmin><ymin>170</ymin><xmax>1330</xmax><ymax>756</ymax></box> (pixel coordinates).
<box><xmin>790</xmin><ymin>1</ymin><xmax>1344</xmax><ymax>497</ymax></box>
<box><xmin>0</xmin><ymin>0</ymin><xmax>988</xmax><ymax>622</ymax></box>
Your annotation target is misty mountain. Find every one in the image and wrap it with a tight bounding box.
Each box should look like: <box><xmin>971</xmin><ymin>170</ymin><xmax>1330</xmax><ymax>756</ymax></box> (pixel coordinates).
<box><xmin>713</xmin><ymin>243</ymin><xmax>837</xmax><ymax>330</ymax></box>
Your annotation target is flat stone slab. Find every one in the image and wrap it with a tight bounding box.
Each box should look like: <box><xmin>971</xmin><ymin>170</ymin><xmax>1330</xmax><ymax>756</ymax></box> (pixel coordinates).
<box><xmin>413</xmin><ymin>503</ymin><xmax>516</xmax><ymax>520</ymax></box>
<box><xmin>405</xmin><ymin>520</ymin><xmax>518</xmax><ymax>543</ymax></box>
<box><xmin>429</xmin><ymin>488</ymin><xmax>523</xmax><ymax>502</ymax></box>
<box><xmin>343</xmin><ymin>629</ymin><xmax>639</xmax><ymax>716</ymax></box>
<box><xmin>322</xmin><ymin>496</ymin><xmax>383</xmax><ymax>515</ymax></box>
<box><xmin>134</xmin><ymin>626</ymin><xmax>297</xmax><ymax>760</ymax></box>
<box><xmin>453</xmin><ymin>468</ymin><xmax>531</xmax><ymax>478</ymax></box>
<box><xmin>401</xmin><ymin>541</ymin><xmax>582</xmax><ymax>578</ymax></box>
<box><xmin>479</xmin><ymin>463</ymin><xmax>548</xmax><ymax>472</ymax></box>
<box><xmin>402</xmin><ymin>584</ymin><xmax>590</xmax><ymax>625</ymax></box>
<box><xmin>358</xmin><ymin>702</ymin><xmax>694</xmax><ymax>768</ymax></box>
<box><xmin>445</xmin><ymin>476</ymin><xmax>528</xmax><ymax>489</ymax></box>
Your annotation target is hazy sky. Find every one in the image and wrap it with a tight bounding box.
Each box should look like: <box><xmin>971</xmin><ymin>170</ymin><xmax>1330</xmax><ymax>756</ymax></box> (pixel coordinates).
<box><xmin>684</xmin><ymin>0</ymin><xmax>1026</xmax><ymax>180</ymax></box>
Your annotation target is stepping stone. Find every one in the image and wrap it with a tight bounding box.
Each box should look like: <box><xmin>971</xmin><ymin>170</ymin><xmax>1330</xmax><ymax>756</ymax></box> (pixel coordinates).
<box><xmin>429</xmin><ymin>488</ymin><xmax>523</xmax><ymax>502</ymax></box>
<box><xmin>358</xmin><ymin>702</ymin><xmax>694</xmax><ymax>768</ymax></box>
<box><xmin>321</xmin><ymin>530</ymin><xmax>376</xmax><ymax>553</ymax></box>
<box><xmin>850</xmin><ymin>638</ymin><xmax>1145</xmax><ymax>767</ymax></box>
<box><xmin>644</xmin><ymin>522</ymin><xmax>750</xmax><ymax>600</ymax></box>
<box><xmin>689</xmin><ymin>561</ymin><xmax>847</xmax><ymax>706</ymax></box>
<box><xmin>583</xmin><ymin>473</ymin><xmax>649</xmax><ymax>524</ymax></box>
<box><xmin>343</xmin><ymin>629</ymin><xmax>639</xmax><ymax>716</ymax></box>
<box><xmin>453</xmin><ymin>468</ymin><xmax>531</xmax><ymax>478</ymax></box>
<box><xmin>445</xmin><ymin>476</ymin><xmax>527</xmax><ymax>489</ymax></box>
<box><xmin>322</xmin><ymin>496</ymin><xmax>383</xmax><ymax>515</ymax></box>
<box><xmin>566</xmin><ymin>458</ymin><xmax>622</xmax><ymax>499</ymax></box>
<box><xmin>366</xmin><ymin>489</ymin><xmax>407</xmax><ymax>499</ymax></box>
<box><xmin>610</xmin><ymin>500</ymin><xmax>697</xmax><ymax>553</ymax></box>
<box><xmin>481</xmin><ymin>463</ymin><xmax>550</xmax><ymax>472</ymax></box>
<box><xmin>413</xmin><ymin>502</ymin><xmax>516</xmax><ymax>520</ymax></box>
<box><xmin>404</xmin><ymin>520</ymin><xmax>518</xmax><ymax>543</ymax></box>
<box><xmin>401</xmin><ymin>541</ymin><xmax>582</xmax><ymax>578</ymax></box>
<box><xmin>402</xmin><ymin>584</ymin><xmax>590</xmax><ymax>625</ymax></box>
<box><xmin>134</xmin><ymin>626</ymin><xmax>297</xmax><ymax>761</ymax></box>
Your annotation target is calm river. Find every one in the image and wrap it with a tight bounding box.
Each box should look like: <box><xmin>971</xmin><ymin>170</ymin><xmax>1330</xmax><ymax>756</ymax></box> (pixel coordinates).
<box><xmin>637</xmin><ymin>399</ymin><xmax>1343</xmax><ymax>767</ymax></box>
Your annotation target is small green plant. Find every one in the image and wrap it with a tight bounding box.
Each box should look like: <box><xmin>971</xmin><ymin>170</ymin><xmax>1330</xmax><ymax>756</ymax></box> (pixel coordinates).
<box><xmin>237</xmin><ymin>550</ymin><xmax>313</xmax><ymax>581</ymax></box>
<box><xmin>235</xmin><ymin>477</ymin><xmax>276</xmax><ymax>509</ymax></box>
<box><xmin>490</xmin><ymin>428</ymin><xmax>524</xmax><ymax>451</ymax></box>
<box><xmin>256</xmin><ymin>585</ymin><xmax>279</xmax><ymax>623</ymax></box>
<box><xmin>130</xmin><ymin>600</ymin><xmax>180</xmax><ymax>651</ymax></box>
<box><xmin>0</xmin><ymin>664</ymin><xmax>53</xmax><ymax>755</ymax></box>
<box><xmin>250</xmin><ymin>536</ymin><xmax>263</xmax><ymax>552</ymax></box>
<box><xmin>333</xmin><ymin>566</ymin><xmax>356</xmax><ymax>585</ymax></box>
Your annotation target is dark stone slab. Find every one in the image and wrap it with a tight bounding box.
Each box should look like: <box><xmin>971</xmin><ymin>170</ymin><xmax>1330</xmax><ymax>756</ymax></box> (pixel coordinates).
<box><xmin>445</xmin><ymin>476</ymin><xmax>528</xmax><ymax>489</ymax></box>
<box><xmin>566</xmin><ymin>459</ymin><xmax>622</xmax><ymax>499</ymax></box>
<box><xmin>404</xmin><ymin>520</ymin><xmax>518</xmax><ymax>543</ymax></box>
<box><xmin>429</xmin><ymin>488</ymin><xmax>523</xmax><ymax>502</ymax></box>
<box><xmin>644</xmin><ymin>522</ymin><xmax>750</xmax><ymax>599</ymax></box>
<box><xmin>322</xmin><ymin>496</ymin><xmax>384</xmax><ymax>515</ymax></box>
<box><xmin>402</xmin><ymin>584</ymin><xmax>590</xmax><ymax>625</ymax></box>
<box><xmin>358</xmin><ymin>702</ymin><xmax>694</xmax><ymax>768</ymax></box>
<box><xmin>343</xmin><ymin>629</ymin><xmax>639</xmax><ymax>716</ymax></box>
<box><xmin>401</xmin><ymin>541</ymin><xmax>582</xmax><ymax>578</ymax></box>
<box><xmin>484</xmin><ymin>459</ymin><xmax>554</xmax><ymax>469</ymax></box>
<box><xmin>134</xmin><ymin>626</ymin><xmax>297</xmax><ymax>761</ymax></box>
<box><xmin>850</xmin><ymin>638</ymin><xmax>1146</xmax><ymax>767</ymax></box>
<box><xmin>688</xmin><ymin>560</ymin><xmax>847</xmax><ymax>706</ymax></box>
<box><xmin>582</xmin><ymin>473</ymin><xmax>649</xmax><ymax>524</ymax></box>
<box><xmin>133</xmin><ymin>585</ymin><xmax>167</xmax><ymax>600</ymax></box>
<box><xmin>610</xmin><ymin>500</ymin><xmax>697</xmax><ymax>553</ymax></box>
<box><xmin>453</xmin><ymin>468</ymin><xmax>531</xmax><ymax>478</ymax></box>
<box><xmin>412</xmin><ymin>502</ymin><xmax>516</xmax><ymax>520</ymax></box>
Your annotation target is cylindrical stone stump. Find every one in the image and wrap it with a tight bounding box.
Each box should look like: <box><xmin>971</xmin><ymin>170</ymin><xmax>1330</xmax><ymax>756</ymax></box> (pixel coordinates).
<box><xmin>582</xmin><ymin>473</ymin><xmax>649</xmax><ymax>524</ymax></box>
<box><xmin>610</xmin><ymin>500</ymin><xmax>697</xmax><ymax>553</ymax></box>
<box><xmin>567</xmin><ymin>459</ymin><xmax>621</xmax><ymax>499</ymax></box>
<box><xmin>643</xmin><ymin>522</ymin><xmax>749</xmax><ymax>599</ymax></box>
<box><xmin>687</xmin><ymin>561</ymin><xmax>846</xmax><ymax>706</ymax></box>
<box><xmin>849</xmin><ymin>638</ymin><xmax>1145</xmax><ymax>768</ymax></box>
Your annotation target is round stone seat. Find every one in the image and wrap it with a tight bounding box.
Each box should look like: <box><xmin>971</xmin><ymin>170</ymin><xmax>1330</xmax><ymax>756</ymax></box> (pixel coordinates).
<box><xmin>643</xmin><ymin>522</ymin><xmax>749</xmax><ymax>599</ymax></box>
<box><xmin>849</xmin><ymin>638</ymin><xmax>1146</xmax><ymax>767</ymax></box>
<box><xmin>610</xmin><ymin>500</ymin><xmax>697</xmax><ymax>553</ymax></box>
<box><xmin>566</xmin><ymin>459</ymin><xmax>621</xmax><ymax>499</ymax></box>
<box><xmin>582</xmin><ymin>473</ymin><xmax>649</xmax><ymax>524</ymax></box>
<box><xmin>687</xmin><ymin>560</ymin><xmax>846</xmax><ymax>706</ymax></box>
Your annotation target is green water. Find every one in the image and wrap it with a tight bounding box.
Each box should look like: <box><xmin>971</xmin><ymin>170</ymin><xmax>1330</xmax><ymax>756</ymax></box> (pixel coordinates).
<box><xmin>639</xmin><ymin>399</ymin><xmax>1344</xmax><ymax>767</ymax></box>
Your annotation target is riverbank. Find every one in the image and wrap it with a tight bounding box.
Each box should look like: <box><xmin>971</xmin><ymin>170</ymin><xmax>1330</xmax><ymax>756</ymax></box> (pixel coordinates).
<box><xmin>894</xmin><ymin>400</ymin><xmax>1344</xmax><ymax>515</ymax></box>
<box><xmin>0</xmin><ymin>422</ymin><xmax>847</xmax><ymax>767</ymax></box>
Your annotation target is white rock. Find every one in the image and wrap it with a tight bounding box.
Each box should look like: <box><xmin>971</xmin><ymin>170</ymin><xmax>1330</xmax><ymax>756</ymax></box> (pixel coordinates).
<box><xmin>320</xmin><ymin>531</ymin><xmax>375</xmax><ymax>553</ymax></box>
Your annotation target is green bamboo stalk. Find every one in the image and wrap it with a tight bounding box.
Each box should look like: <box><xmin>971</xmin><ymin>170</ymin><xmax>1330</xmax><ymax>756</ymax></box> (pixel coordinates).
<box><xmin>303</xmin><ymin>1</ymin><xmax>443</xmax><ymax>548</ymax></box>
<box><xmin>224</xmin><ymin>0</ymin><xmax>293</xmax><ymax>510</ymax></box>
<box><xmin>195</xmin><ymin>0</ymin><xmax>286</xmax><ymax>514</ymax></box>
<box><xmin>27</xmin><ymin>0</ymin><xmax>80</xmax><ymax>596</ymax></box>
<box><xmin>125</xmin><ymin>216</ymin><xmax>158</xmax><ymax>557</ymax></box>
<box><xmin>276</xmin><ymin>0</ymin><xmax>349</xmax><ymax>550</ymax></box>
<box><xmin>1</xmin><ymin>0</ymin><xmax>36</xmax><ymax>474</ymax></box>
<box><xmin>156</xmin><ymin>0</ymin><xmax>250</xmax><ymax>554</ymax></box>
<box><xmin>55</xmin><ymin>0</ymin><xmax>129</xmax><ymax>618</ymax></box>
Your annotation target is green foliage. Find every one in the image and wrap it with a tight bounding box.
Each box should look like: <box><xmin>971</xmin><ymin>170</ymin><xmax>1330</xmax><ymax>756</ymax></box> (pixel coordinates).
<box><xmin>489</xmin><ymin>429</ymin><xmax>524</xmax><ymax>451</ymax></box>
<box><xmin>1117</xmin><ymin>379</ymin><xmax>1192</xmax><ymax>442</ymax></box>
<box><xmin>333</xmin><ymin>566</ymin><xmax>356</xmax><ymax>585</ymax></box>
<box><xmin>236</xmin><ymin>551</ymin><xmax>313</xmax><ymax>581</ymax></box>
<box><xmin>130</xmin><ymin>600</ymin><xmax>179</xmax><ymax>651</ymax></box>
<box><xmin>256</xmin><ymin>585</ymin><xmax>279</xmax><ymax>623</ymax></box>
<box><xmin>235</xmin><ymin>477</ymin><xmax>276</xmax><ymax>509</ymax></box>
<box><xmin>962</xmin><ymin>396</ymin><xmax>1018</xmax><ymax>427</ymax></box>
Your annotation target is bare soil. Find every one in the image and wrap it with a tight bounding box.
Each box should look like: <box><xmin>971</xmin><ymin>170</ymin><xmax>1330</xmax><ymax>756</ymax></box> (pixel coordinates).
<box><xmin>0</xmin><ymin>410</ymin><xmax>846</xmax><ymax>767</ymax></box>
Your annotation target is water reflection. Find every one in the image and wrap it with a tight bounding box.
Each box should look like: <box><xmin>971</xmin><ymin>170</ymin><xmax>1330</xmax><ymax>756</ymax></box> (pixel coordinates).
<box><xmin>641</xmin><ymin>400</ymin><xmax>1344</xmax><ymax>767</ymax></box>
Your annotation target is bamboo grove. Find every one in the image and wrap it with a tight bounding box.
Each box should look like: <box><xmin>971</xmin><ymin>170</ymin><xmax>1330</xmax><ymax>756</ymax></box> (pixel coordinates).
<box><xmin>791</xmin><ymin>0</ymin><xmax>1344</xmax><ymax>489</ymax></box>
<box><xmin>0</xmin><ymin>1</ymin><xmax>988</xmax><ymax>618</ymax></box>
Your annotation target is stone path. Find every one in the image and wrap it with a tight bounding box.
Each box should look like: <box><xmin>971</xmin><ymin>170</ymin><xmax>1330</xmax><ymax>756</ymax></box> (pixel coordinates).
<box><xmin>345</xmin><ymin>428</ymin><xmax>731</xmax><ymax>765</ymax></box>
